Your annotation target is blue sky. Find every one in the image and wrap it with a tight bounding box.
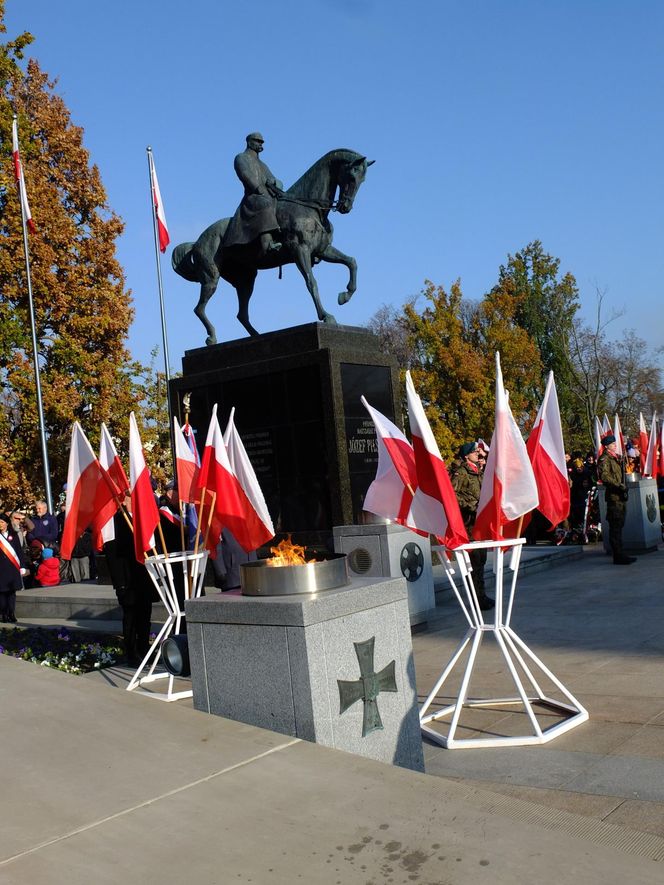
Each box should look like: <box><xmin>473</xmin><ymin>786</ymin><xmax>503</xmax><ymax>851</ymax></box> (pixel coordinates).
<box><xmin>6</xmin><ymin>0</ymin><xmax>664</xmax><ymax>370</ymax></box>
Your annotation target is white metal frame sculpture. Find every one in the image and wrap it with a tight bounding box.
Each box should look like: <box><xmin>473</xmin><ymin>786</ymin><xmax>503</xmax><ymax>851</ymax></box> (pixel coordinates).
<box><xmin>126</xmin><ymin>549</ymin><xmax>208</xmax><ymax>702</ymax></box>
<box><xmin>422</xmin><ymin>538</ymin><xmax>588</xmax><ymax>748</ymax></box>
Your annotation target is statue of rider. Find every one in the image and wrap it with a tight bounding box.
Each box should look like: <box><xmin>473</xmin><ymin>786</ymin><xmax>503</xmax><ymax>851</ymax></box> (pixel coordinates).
<box><xmin>223</xmin><ymin>132</ymin><xmax>283</xmax><ymax>255</ymax></box>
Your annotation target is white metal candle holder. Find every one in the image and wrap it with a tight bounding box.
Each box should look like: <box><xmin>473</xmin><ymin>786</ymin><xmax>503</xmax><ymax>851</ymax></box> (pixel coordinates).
<box><xmin>126</xmin><ymin>549</ymin><xmax>208</xmax><ymax>702</ymax></box>
<box><xmin>422</xmin><ymin>538</ymin><xmax>588</xmax><ymax>748</ymax></box>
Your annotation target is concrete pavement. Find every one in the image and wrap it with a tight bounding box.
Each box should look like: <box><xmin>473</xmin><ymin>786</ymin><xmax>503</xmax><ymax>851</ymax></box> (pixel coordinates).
<box><xmin>1</xmin><ymin>543</ymin><xmax>663</xmax><ymax>882</ymax></box>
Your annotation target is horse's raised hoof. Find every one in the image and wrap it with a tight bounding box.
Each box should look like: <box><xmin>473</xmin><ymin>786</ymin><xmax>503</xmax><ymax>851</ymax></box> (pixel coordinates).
<box><xmin>338</xmin><ymin>291</ymin><xmax>353</xmax><ymax>305</ymax></box>
<box><xmin>322</xmin><ymin>313</ymin><xmax>338</xmax><ymax>325</ymax></box>
<box><xmin>205</xmin><ymin>334</ymin><xmax>217</xmax><ymax>346</ymax></box>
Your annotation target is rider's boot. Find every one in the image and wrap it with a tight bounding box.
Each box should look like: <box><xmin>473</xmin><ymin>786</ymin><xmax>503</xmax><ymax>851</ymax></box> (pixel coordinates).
<box><xmin>260</xmin><ymin>232</ymin><xmax>282</xmax><ymax>255</ymax></box>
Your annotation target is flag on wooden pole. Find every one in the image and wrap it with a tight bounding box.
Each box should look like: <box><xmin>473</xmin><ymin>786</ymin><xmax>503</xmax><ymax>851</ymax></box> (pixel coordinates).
<box><xmin>594</xmin><ymin>416</ymin><xmax>604</xmax><ymax>459</ymax></box>
<box><xmin>639</xmin><ymin>413</ymin><xmax>649</xmax><ymax>474</ymax></box>
<box><xmin>613</xmin><ymin>414</ymin><xmax>625</xmax><ymax>458</ymax></box>
<box><xmin>405</xmin><ymin>372</ymin><xmax>468</xmax><ymax>548</ymax></box>
<box><xmin>473</xmin><ymin>353</ymin><xmax>539</xmax><ymax>540</ymax></box>
<box><xmin>223</xmin><ymin>408</ymin><xmax>275</xmax><ymax>547</ymax></box>
<box><xmin>361</xmin><ymin>396</ymin><xmax>421</xmax><ymax>532</ymax></box>
<box><xmin>128</xmin><ymin>412</ymin><xmax>160</xmax><ymax>562</ymax></box>
<box><xmin>61</xmin><ymin>423</ymin><xmax>119</xmax><ymax>560</ymax></box>
<box><xmin>643</xmin><ymin>412</ymin><xmax>658</xmax><ymax>478</ymax></box>
<box><xmin>525</xmin><ymin>372</ymin><xmax>570</xmax><ymax>529</ymax></box>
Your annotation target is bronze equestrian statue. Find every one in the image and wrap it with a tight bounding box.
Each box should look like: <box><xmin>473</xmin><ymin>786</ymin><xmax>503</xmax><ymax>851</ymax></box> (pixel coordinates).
<box><xmin>172</xmin><ymin>135</ymin><xmax>374</xmax><ymax>345</ymax></box>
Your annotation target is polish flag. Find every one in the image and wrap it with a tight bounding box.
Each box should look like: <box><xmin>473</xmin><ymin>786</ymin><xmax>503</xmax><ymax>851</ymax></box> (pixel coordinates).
<box><xmin>639</xmin><ymin>413</ymin><xmax>649</xmax><ymax>474</ymax></box>
<box><xmin>405</xmin><ymin>372</ymin><xmax>468</xmax><ymax>548</ymax></box>
<box><xmin>643</xmin><ymin>412</ymin><xmax>658</xmax><ymax>478</ymax></box>
<box><xmin>524</xmin><ymin>372</ymin><xmax>570</xmax><ymax>529</ymax></box>
<box><xmin>129</xmin><ymin>412</ymin><xmax>160</xmax><ymax>562</ymax></box>
<box><xmin>94</xmin><ymin>423</ymin><xmax>128</xmax><ymax>548</ymax></box>
<box><xmin>197</xmin><ymin>405</ymin><xmax>269</xmax><ymax>553</ymax></box>
<box><xmin>149</xmin><ymin>151</ymin><xmax>170</xmax><ymax>253</ymax></box>
<box><xmin>658</xmin><ymin>421</ymin><xmax>664</xmax><ymax>477</ymax></box>
<box><xmin>473</xmin><ymin>353</ymin><xmax>539</xmax><ymax>540</ymax></box>
<box><xmin>223</xmin><ymin>408</ymin><xmax>275</xmax><ymax>547</ymax></box>
<box><xmin>602</xmin><ymin>414</ymin><xmax>612</xmax><ymax>435</ymax></box>
<box><xmin>61</xmin><ymin>423</ymin><xmax>119</xmax><ymax>560</ymax></box>
<box><xmin>361</xmin><ymin>396</ymin><xmax>422</xmax><ymax>533</ymax></box>
<box><xmin>12</xmin><ymin>117</ymin><xmax>35</xmax><ymax>234</ymax></box>
<box><xmin>613</xmin><ymin>414</ymin><xmax>625</xmax><ymax>458</ymax></box>
<box><xmin>594</xmin><ymin>417</ymin><xmax>604</xmax><ymax>459</ymax></box>
<box><xmin>174</xmin><ymin>416</ymin><xmax>200</xmax><ymax>504</ymax></box>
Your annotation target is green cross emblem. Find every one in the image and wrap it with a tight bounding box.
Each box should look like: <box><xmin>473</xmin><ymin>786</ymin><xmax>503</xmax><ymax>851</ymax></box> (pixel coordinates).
<box><xmin>337</xmin><ymin>636</ymin><xmax>398</xmax><ymax>737</ymax></box>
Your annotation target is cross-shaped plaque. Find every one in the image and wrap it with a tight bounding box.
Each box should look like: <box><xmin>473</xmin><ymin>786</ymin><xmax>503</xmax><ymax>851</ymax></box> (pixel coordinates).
<box><xmin>337</xmin><ymin>636</ymin><xmax>397</xmax><ymax>737</ymax></box>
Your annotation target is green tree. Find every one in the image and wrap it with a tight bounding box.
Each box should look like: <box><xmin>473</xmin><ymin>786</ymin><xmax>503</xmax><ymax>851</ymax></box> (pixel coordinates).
<box><xmin>0</xmin><ymin>7</ymin><xmax>137</xmax><ymax>504</ymax></box>
<box><xmin>491</xmin><ymin>241</ymin><xmax>579</xmax><ymax>414</ymax></box>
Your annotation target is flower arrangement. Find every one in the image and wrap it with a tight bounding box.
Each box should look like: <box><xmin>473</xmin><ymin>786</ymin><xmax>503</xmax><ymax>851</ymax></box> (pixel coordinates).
<box><xmin>0</xmin><ymin>626</ymin><xmax>123</xmax><ymax>674</ymax></box>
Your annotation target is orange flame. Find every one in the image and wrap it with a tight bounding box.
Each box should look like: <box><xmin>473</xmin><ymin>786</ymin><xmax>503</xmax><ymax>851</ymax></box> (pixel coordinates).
<box><xmin>266</xmin><ymin>535</ymin><xmax>313</xmax><ymax>567</ymax></box>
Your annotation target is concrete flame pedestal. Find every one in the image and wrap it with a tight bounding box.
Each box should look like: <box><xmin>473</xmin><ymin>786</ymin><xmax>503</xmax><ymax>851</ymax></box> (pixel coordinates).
<box><xmin>185</xmin><ymin>576</ymin><xmax>424</xmax><ymax>771</ymax></box>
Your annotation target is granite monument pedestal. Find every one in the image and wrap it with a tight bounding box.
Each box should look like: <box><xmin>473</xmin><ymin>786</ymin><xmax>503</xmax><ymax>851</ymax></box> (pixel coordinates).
<box><xmin>185</xmin><ymin>576</ymin><xmax>424</xmax><ymax>771</ymax></box>
<box><xmin>599</xmin><ymin>477</ymin><xmax>661</xmax><ymax>553</ymax></box>
<box><xmin>170</xmin><ymin>323</ymin><xmax>400</xmax><ymax>549</ymax></box>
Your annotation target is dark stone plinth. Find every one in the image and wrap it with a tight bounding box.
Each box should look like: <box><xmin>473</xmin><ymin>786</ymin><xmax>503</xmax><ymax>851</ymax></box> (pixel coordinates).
<box><xmin>170</xmin><ymin>323</ymin><xmax>400</xmax><ymax>549</ymax></box>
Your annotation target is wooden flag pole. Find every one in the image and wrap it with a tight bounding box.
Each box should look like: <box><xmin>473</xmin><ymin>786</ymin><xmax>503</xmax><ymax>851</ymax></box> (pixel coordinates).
<box><xmin>203</xmin><ymin>492</ymin><xmax>217</xmax><ymax>551</ymax></box>
<box><xmin>157</xmin><ymin>520</ymin><xmax>169</xmax><ymax>556</ymax></box>
<box><xmin>193</xmin><ymin>487</ymin><xmax>207</xmax><ymax>557</ymax></box>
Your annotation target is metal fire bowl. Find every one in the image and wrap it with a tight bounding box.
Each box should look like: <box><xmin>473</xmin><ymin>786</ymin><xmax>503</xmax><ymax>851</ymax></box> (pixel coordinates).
<box><xmin>240</xmin><ymin>554</ymin><xmax>349</xmax><ymax>596</ymax></box>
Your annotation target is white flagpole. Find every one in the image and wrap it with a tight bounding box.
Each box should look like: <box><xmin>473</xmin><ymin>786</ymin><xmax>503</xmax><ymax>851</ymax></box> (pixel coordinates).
<box><xmin>14</xmin><ymin>113</ymin><xmax>53</xmax><ymax>513</ymax></box>
<box><xmin>146</xmin><ymin>146</ymin><xmax>175</xmax><ymax>471</ymax></box>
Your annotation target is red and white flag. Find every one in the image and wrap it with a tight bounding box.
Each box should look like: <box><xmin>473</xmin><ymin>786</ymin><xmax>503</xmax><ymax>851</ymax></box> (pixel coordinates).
<box><xmin>197</xmin><ymin>405</ymin><xmax>269</xmax><ymax>554</ymax></box>
<box><xmin>223</xmin><ymin>408</ymin><xmax>274</xmax><ymax>547</ymax></box>
<box><xmin>149</xmin><ymin>151</ymin><xmax>170</xmax><ymax>253</ymax></box>
<box><xmin>602</xmin><ymin>414</ymin><xmax>612</xmax><ymax>435</ymax></box>
<box><xmin>594</xmin><ymin>416</ymin><xmax>604</xmax><ymax>459</ymax></box>
<box><xmin>639</xmin><ymin>413</ymin><xmax>649</xmax><ymax>474</ymax></box>
<box><xmin>361</xmin><ymin>396</ymin><xmax>421</xmax><ymax>532</ymax></box>
<box><xmin>61</xmin><ymin>423</ymin><xmax>118</xmax><ymax>560</ymax></box>
<box><xmin>129</xmin><ymin>412</ymin><xmax>160</xmax><ymax>562</ymax></box>
<box><xmin>174</xmin><ymin>416</ymin><xmax>200</xmax><ymax>504</ymax></box>
<box><xmin>643</xmin><ymin>412</ymin><xmax>658</xmax><ymax>478</ymax></box>
<box><xmin>405</xmin><ymin>372</ymin><xmax>468</xmax><ymax>548</ymax></box>
<box><xmin>0</xmin><ymin>533</ymin><xmax>21</xmax><ymax>572</ymax></box>
<box><xmin>658</xmin><ymin>421</ymin><xmax>664</xmax><ymax>478</ymax></box>
<box><xmin>473</xmin><ymin>353</ymin><xmax>539</xmax><ymax>540</ymax></box>
<box><xmin>525</xmin><ymin>372</ymin><xmax>570</xmax><ymax>529</ymax></box>
<box><xmin>94</xmin><ymin>422</ymin><xmax>128</xmax><ymax>548</ymax></box>
<box><xmin>613</xmin><ymin>414</ymin><xmax>625</xmax><ymax>457</ymax></box>
<box><xmin>12</xmin><ymin>117</ymin><xmax>35</xmax><ymax>234</ymax></box>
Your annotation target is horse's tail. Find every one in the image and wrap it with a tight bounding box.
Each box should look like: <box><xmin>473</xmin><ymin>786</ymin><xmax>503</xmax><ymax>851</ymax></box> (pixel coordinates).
<box><xmin>171</xmin><ymin>242</ymin><xmax>201</xmax><ymax>283</ymax></box>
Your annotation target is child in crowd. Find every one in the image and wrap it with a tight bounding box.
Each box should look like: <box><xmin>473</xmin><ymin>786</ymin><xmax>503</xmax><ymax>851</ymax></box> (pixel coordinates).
<box><xmin>36</xmin><ymin>547</ymin><xmax>61</xmax><ymax>587</ymax></box>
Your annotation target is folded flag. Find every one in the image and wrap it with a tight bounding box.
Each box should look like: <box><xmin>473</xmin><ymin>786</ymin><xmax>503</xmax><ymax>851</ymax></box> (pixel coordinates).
<box><xmin>12</xmin><ymin>116</ymin><xmax>35</xmax><ymax>234</ymax></box>
<box><xmin>405</xmin><ymin>371</ymin><xmax>468</xmax><ymax>548</ymax></box>
<box><xmin>61</xmin><ymin>422</ymin><xmax>118</xmax><ymax>560</ymax></box>
<box><xmin>129</xmin><ymin>412</ymin><xmax>160</xmax><ymax>562</ymax></box>
<box><xmin>474</xmin><ymin>353</ymin><xmax>539</xmax><ymax>540</ymax></box>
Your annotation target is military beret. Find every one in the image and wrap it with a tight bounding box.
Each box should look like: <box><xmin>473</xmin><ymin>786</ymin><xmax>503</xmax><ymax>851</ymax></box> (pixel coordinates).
<box><xmin>601</xmin><ymin>434</ymin><xmax>616</xmax><ymax>446</ymax></box>
<box><xmin>459</xmin><ymin>442</ymin><xmax>478</xmax><ymax>458</ymax></box>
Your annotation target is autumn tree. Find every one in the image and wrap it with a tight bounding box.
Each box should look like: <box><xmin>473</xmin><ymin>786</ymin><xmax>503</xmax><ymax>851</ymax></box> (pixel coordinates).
<box><xmin>0</xmin><ymin>5</ymin><xmax>138</xmax><ymax>504</ymax></box>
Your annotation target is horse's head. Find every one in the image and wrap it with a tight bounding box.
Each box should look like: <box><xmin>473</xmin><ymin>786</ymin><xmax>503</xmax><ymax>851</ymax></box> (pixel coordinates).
<box><xmin>335</xmin><ymin>155</ymin><xmax>375</xmax><ymax>214</ymax></box>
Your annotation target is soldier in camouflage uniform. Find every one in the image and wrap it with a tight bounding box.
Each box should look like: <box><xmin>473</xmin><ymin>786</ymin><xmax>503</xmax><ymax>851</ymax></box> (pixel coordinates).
<box><xmin>450</xmin><ymin>441</ymin><xmax>494</xmax><ymax>609</ymax></box>
<box><xmin>597</xmin><ymin>434</ymin><xmax>635</xmax><ymax>565</ymax></box>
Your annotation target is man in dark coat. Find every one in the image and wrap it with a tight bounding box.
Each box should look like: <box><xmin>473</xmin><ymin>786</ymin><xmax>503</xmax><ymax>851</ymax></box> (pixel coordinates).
<box><xmin>223</xmin><ymin>132</ymin><xmax>283</xmax><ymax>255</ymax></box>
<box><xmin>0</xmin><ymin>512</ymin><xmax>29</xmax><ymax>623</ymax></box>
<box><xmin>26</xmin><ymin>500</ymin><xmax>59</xmax><ymax>548</ymax></box>
<box><xmin>104</xmin><ymin>494</ymin><xmax>156</xmax><ymax>665</ymax></box>
<box><xmin>597</xmin><ymin>434</ymin><xmax>635</xmax><ymax>565</ymax></box>
<box><xmin>450</xmin><ymin>442</ymin><xmax>494</xmax><ymax>610</ymax></box>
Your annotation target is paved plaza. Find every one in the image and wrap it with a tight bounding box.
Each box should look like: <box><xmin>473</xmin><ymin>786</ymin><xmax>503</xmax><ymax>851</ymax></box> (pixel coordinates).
<box><xmin>1</xmin><ymin>543</ymin><xmax>663</xmax><ymax>883</ymax></box>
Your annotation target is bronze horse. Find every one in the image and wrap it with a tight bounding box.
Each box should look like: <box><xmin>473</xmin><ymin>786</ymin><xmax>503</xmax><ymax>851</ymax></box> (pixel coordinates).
<box><xmin>172</xmin><ymin>149</ymin><xmax>373</xmax><ymax>345</ymax></box>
